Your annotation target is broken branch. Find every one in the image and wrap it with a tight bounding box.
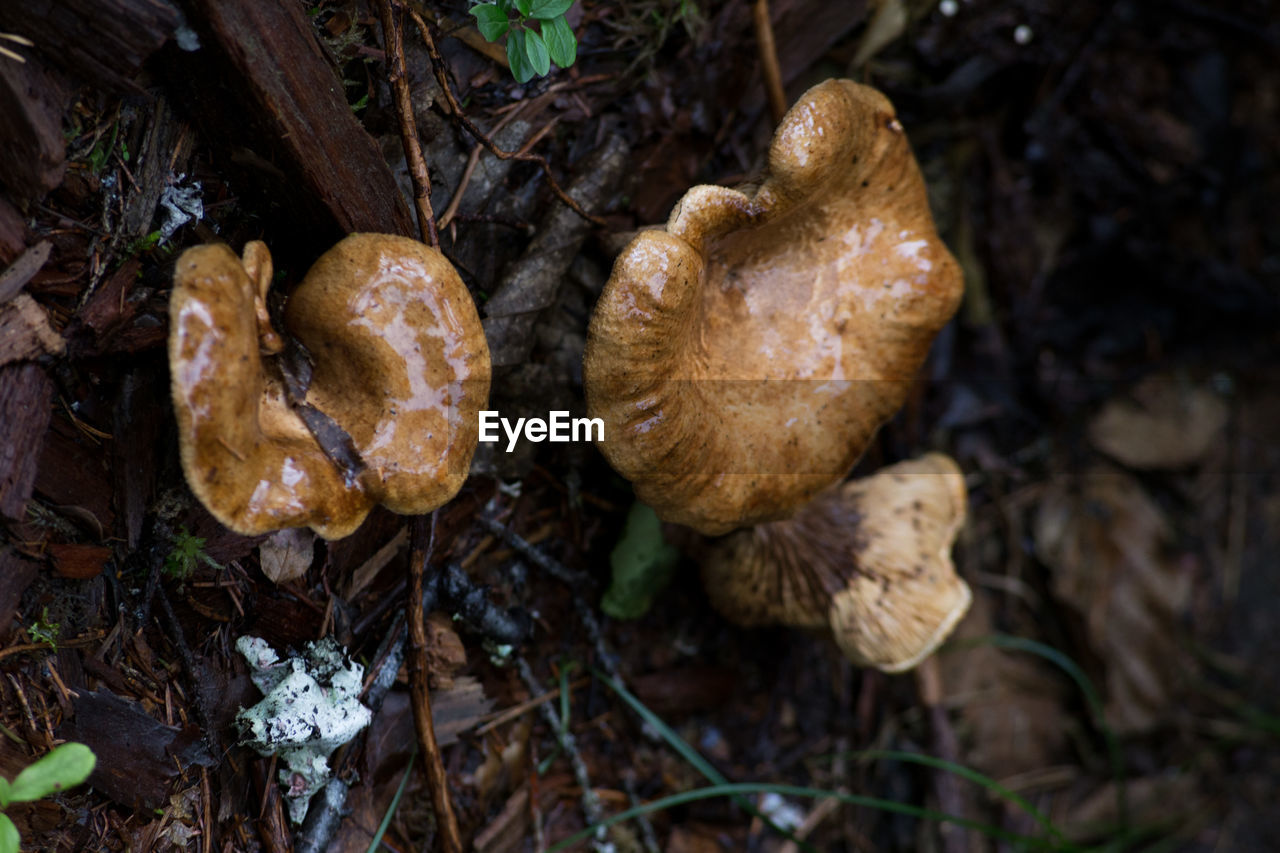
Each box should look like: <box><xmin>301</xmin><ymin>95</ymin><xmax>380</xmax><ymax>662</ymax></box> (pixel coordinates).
<box><xmin>380</xmin><ymin>0</ymin><xmax>439</xmax><ymax>247</ymax></box>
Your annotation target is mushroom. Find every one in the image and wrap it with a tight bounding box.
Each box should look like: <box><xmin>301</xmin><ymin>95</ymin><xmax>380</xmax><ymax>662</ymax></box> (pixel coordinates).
<box><xmin>584</xmin><ymin>79</ymin><xmax>963</xmax><ymax>536</ymax></box>
<box><xmin>169</xmin><ymin>233</ymin><xmax>490</xmax><ymax>538</ymax></box>
<box><xmin>584</xmin><ymin>79</ymin><xmax>969</xmax><ymax>671</ymax></box>
<box><xmin>700</xmin><ymin>453</ymin><xmax>971</xmax><ymax>673</ymax></box>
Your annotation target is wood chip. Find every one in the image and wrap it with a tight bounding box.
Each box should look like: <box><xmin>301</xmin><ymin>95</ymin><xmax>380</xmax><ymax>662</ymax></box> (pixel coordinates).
<box><xmin>0</xmin><ymin>293</ymin><xmax>64</xmax><ymax>366</ymax></box>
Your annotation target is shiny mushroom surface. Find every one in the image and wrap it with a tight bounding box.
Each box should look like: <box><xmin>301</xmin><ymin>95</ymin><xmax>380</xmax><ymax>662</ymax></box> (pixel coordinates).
<box><xmin>169</xmin><ymin>234</ymin><xmax>489</xmax><ymax>538</ymax></box>
<box><xmin>584</xmin><ymin>79</ymin><xmax>964</xmax><ymax>536</ymax></box>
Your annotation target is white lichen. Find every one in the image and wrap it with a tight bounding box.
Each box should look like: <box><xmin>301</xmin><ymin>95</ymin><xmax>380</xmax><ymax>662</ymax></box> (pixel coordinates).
<box><xmin>235</xmin><ymin>635</ymin><xmax>372</xmax><ymax>824</ymax></box>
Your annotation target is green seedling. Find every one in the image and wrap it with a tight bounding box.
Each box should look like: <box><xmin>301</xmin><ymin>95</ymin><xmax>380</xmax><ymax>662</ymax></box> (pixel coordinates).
<box><xmin>26</xmin><ymin>607</ymin><xmax>60</xmax><ymax>650</ymax></box>
<box><xmin>0</xmin><ymin>743</ymin><xmax>96</xmax><ymax>853</ymax></box>
<box><xmin>164</xmin><ymin>526</ymin><xmax>221</xmax><ymax>582</ymax></box>
<box><xmin>469</xmin><ymin>0</ymin><xmax>577</xmax><ymax>83</ymax></box>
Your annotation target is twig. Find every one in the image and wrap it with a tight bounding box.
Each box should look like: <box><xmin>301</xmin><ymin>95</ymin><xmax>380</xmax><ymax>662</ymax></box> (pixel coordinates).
<box><xmin>436</xmin><ymin>146</ymin><xmax>480</xmax><ymax>230</ymax></box>
<box><xmin>916</xmin><ymin>656</ymin><xmax>972</xmax><ymax>853</ymax></box>
<box><xmin>408</xmin><ymin>513</ymin><xmax>463</xmax><ymax>853</ymax></box>
<box><xmin>472</xmin><ymin>676</ymin><xmax>589</xmax><ymax>735</ymax></box>
<box><xmin>407</xmin><ymin>10</ymin><xmax>608</xmax><ymax>227</ymax></box>
<box><xmin>155</xmin><ymin>588</ymin><xmax>221</xmax><ymax>757</ymax></box>
<box><xmin>0</xmin><ymin>633</ymin><xmax>102</xmax><ymax>664</ymax></box>
<box><xmin>479</xmin><ymin>508</ymin><xmax>620</xmax><ymax>681</ymax></box>
<box><xmin>380</xmin><ymin>0</ymin><xmax>439</xmax><ymax>247</ymax></box>
<box><xmin>477</xmin><ymin>509</ymin><xmax>591</xmax><ymax>588</ymax></box>
<box><xmin>518</xmin><ymin>657</ymin><xmax>609</xmax><ymax>851</ymax></box>
<box><xmin>438</xmin><ymin>82</ymin><xmax>542</xmax><ymax>230</ymax></box>
<box><xmin>297</xmin><ymin>613</ymin><xmax>409</xmax><ymax>853</ymax></box>
<box><xmin>752</xmin><ymin>0</ymin><xmax>787</xmax><ymax>124</ymax></box>
<box><xmin>623</xmin><ymin>769</ymin><xmax>661</xmax><ymax>853</ymax></box>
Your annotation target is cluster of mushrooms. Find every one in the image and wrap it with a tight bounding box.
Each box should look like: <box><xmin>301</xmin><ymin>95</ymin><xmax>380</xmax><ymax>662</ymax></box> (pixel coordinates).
<box><xmin>169</xmin><ymin>79</ymin><xmax>970</xmax><ymax>673</ymax></box>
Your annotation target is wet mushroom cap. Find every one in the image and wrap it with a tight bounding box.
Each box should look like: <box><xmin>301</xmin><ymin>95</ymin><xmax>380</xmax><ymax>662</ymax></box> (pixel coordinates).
<box><xmin>169</xmin><ymin>242</ymin><xmax>365</xmax><ymax>538</ymax></box>
<box><xmin>701</xmin><ymin>453</ymin><xmax>971</xmax><ymax>673</ymax></box>
<box><xmin>169</xmin><ymin>234</ymin><xmax>489</xmax><ymax>538</ymax></box>
<box><xmin>285</xmin><ymin>233</ymin><xmax>490</xmax><ymax>516</ymax></box>
<box><xmin>584</xmin><ymin>79</ymin><xmax>963</xmax><ymax>536</ymax></box>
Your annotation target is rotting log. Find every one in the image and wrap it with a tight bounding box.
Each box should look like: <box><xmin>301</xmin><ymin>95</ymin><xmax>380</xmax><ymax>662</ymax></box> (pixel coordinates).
<box><xmin>0</xmin><ymin>0</ymin><xmax>182</xmax><ymax>95</ymax></box>
<box><xmin>0</xmin><ymin>51</ymin><xmax>69</xmax><ymax>203</ymax></box>
<box><xmin>178</xmin><ymin>0</ymin><xmax>415</xmax><ymax>239</ymax></box>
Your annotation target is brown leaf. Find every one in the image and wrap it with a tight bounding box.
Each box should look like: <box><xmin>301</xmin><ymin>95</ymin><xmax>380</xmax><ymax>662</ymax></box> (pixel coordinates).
<box><xmin>1061</xmin><ymin>774</ymin><xmax>1202</xmax><ymax>842</ymax></box>
<box><xmin>1088</xmin><ymin>375</ymin><xmax>1228</xmax><ymax>470</ymax></box>
<box><xmin>937</xmin><ymin>590</ymin><xmax>1069</xmax><ymax>777</ymax></box>
<box><xmin>424</xmin><ymin>612</ymin><xmax>467</xmax><ymax>689</ymax></box>
<box><xmin>48</xmin><ymin>543</ymin><xmax>111</xmax><ymax>579</ymax></box>
<box><xmin>258</xmin><ymin>527</ymin><xmax>315</xmax><ymax>584</ymax></box>
<box><xmin>1035</xmin><ymin>468</ymin><xmax>1194</xmax><ymax>733</ymax></box>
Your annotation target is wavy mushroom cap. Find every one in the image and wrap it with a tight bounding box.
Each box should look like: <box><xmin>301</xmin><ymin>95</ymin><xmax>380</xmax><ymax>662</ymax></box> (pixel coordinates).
<box><xmin>169</xmin><ymin>235</ymin><xmax>489</xmax><ymax>539</ymax></box>
<box><xmin>285</xmin><ymin>234</ymin><xmax>490</xmax><ymax>515</ymax></box>
<box><xmin>584</xmin><ymin>80</ymin><xmax>963</xmax><ymax>535</ymax></box>
<box><xmin>701</xmin><ymin>454</ymin><xmax>971</xmax><ymax>673</ymax></box>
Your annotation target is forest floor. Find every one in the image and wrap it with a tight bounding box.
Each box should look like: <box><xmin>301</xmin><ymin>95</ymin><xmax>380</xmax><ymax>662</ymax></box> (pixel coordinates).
<box><xmin>1</xmin><ymin>0</ymin><xmax>1279</xmax><ymax>851</ymax></box>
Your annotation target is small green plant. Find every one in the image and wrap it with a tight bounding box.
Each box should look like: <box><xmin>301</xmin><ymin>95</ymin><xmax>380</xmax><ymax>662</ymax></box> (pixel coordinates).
<box><xmin>26</xmin><ymin>608</ymin><xmax>60</xmax><ymax>650</ymax></box>
<box><xmin>469</xmin><ymin>0</ymin><xmax>577</xmax><ymax>84</ymax></box>
<box><xmin>0</xmin><ymin>743</ymin><xmax>96</xmax><ymax>853</ymax></box>
<box><xmin>164</xmin><ymin>527</ymin><xmax>221</xmax><ymax>581</ymax></box>
<box><xmin>124</xmin><ymin>229</ymin><xmax>164</xmax><ymax>258</ymax></box>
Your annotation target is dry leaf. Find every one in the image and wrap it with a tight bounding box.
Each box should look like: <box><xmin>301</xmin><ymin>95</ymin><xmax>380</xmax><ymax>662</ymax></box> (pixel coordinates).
<box><xmin>1035</xmin><ymin>468</ymin><xmax>1194</xmax><ymax>733</ymax></box>
<box><xmin>850</xmin><ymin>0</ymin><xmax>908</xmax><ymax>68</ymax></box>
<box><xmin>937</xmin><ymin>590</ymin><xmax>1069</xmax><ymax>778</ymax></box>
<box><xmin>341</xmin><ymin>526</ymin><xmax>407</xmax><ymax>598</ymax></box>
<box><xmin>1088</xmin><ymin>375</ymin><xmax>1228</xmax><ymax>470</ymax></box>
<box><xmin>424</xmin><ymin>612</ymin><xmax>467</xmax><ymax>689</ymax></box>
<box><xmin>258</xmin><ymin>527</ymin><xmax>315</xmax><ymax>583</ymax></box>
<box><xmin>1059</xmin><ymin>774</ymin><xmax>1202</xmax><ymax>842</ymax></box>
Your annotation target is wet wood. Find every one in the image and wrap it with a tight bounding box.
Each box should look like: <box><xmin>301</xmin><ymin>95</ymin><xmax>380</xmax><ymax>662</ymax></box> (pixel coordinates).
<box><xmin>0</xmin><ymin>0</ymin><xmax>181</xmax><ymax>95</ymax></box>
<box><xmin>0</xmin><ymin>363</ymin><xmax>53</xmax><ymax>522</ymax></box>
<box><xmin>182</xmin><ymin>0</ymin><xmax>414</xmax><ymax>238</ymax></box>
<box><xmin>0</xmin><ymin>52</ymin><xmax>68</xmax><ymax>202</ymax></box>
<box><xmin>112</xmin><ymin>369</ymin><xmax>163</xmax><ymax>549</ymax></box>
<box><xmin>60</xmin><ymin>689</ymin><xmax>212</xmax><ymax>811</ymax></box>
<box><xmin>48</xmin><ymin>543</ymin><xmax>112</xmax><ymax>579</ymax></box>
<box><xmin>34</xmin><ymin>422</ymin><xmax>114</xmax><ymax>535</ymax></box>
<box><xmin>0</xmin><ymin>548</ymin><xmax>39</xmax><ymax>639</ymax></box>
<box><xmin>0</xmin><ymin>294</ymin><xmax>63</xmax><ymax>366</ymax></box>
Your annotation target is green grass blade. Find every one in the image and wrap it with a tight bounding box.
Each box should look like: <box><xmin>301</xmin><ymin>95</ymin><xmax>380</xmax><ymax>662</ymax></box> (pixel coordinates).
<box><xmin>546</xmin><ymin>782</ymin><xmax>1069</xmax><ymax>853</ymax></box>
<box><xmin>593</xmin><ymin>670</ymin><xmax>816</xmax><ymax>853</ymax></box>
<box><xmin>850</xmin><ymin>749</ymin><xmax>1074</xmax><ymax>847</ymax></box>
<box><xmin>365</xmin><ymin>749</ymin><xmax>415</xmax><ymax>853</ymax></box>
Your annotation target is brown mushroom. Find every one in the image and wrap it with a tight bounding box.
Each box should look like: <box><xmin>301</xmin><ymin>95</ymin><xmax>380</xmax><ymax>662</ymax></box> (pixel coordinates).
<box><xmin>585</xmin><ymin>80</ymin><xmax>969</xmax><ymax>670</ymax></box>
<box><xmin>584</xmin><ymin>79</ymin><xmax>963</xmax><ymax>536</ymax></box>
<box><xmin>701</xmin><ymin>453</ymin><xmax>970</xmax><ymax>673</ymax></box>
<box><xmin>169</xmin><ymin>233</ymin><xmax>489</xmax><ymax>538</ymax></box>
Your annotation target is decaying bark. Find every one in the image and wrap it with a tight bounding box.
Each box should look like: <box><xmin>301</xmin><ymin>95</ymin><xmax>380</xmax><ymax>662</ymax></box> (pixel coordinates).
<box><xmin>181</xmin><ymin>0</ymin><xmax>415</xmax><ymax>238</ymax></box>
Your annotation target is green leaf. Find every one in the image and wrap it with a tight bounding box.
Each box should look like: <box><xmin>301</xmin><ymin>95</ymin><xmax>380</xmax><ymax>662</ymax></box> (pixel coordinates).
<box><xmin>513</xmin><ymin>0</ymin><xmax>532</xmax><ymax>16</ymax></box>
<box><xmin>469</xmin><ymin>3</ymin><xmax>509</xmax><ymax>42</ymax></box>
<box><xmin>506</xmin><ymin>29</ymin><xmax>535</xmax><ymax>83</ymax></box>
<box><xmin>601</xmin><ymin>503</ymin><xmax>679</xmax><ymax>620</ymax></box>
<box><xmin>0</xmin><ymin>775</ymin><xmax>10</xmax><ymax>809</ymax></box>
<box><xmin>529</xmin><ymin>0</ymin><xmax>573</xmax><ymax>19</ymax></box>
<box><xmin>541</xmin><ymin>15</ymin><xmax>577</xmax><ymax>68</ymax></box>
<box><xmin>7</xmin><ymin>743</ymin><xmax>96</xmax><ymax>803</ymax></box>
<box><xmin>523</xmin><ymin>28</ymin><xmax>551</xmax><ymax>77</ymax></box>
<box><xmin>0</xmin><ymin>814</ymin><xmax>18</xmax><ymax>853</ymax></box>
